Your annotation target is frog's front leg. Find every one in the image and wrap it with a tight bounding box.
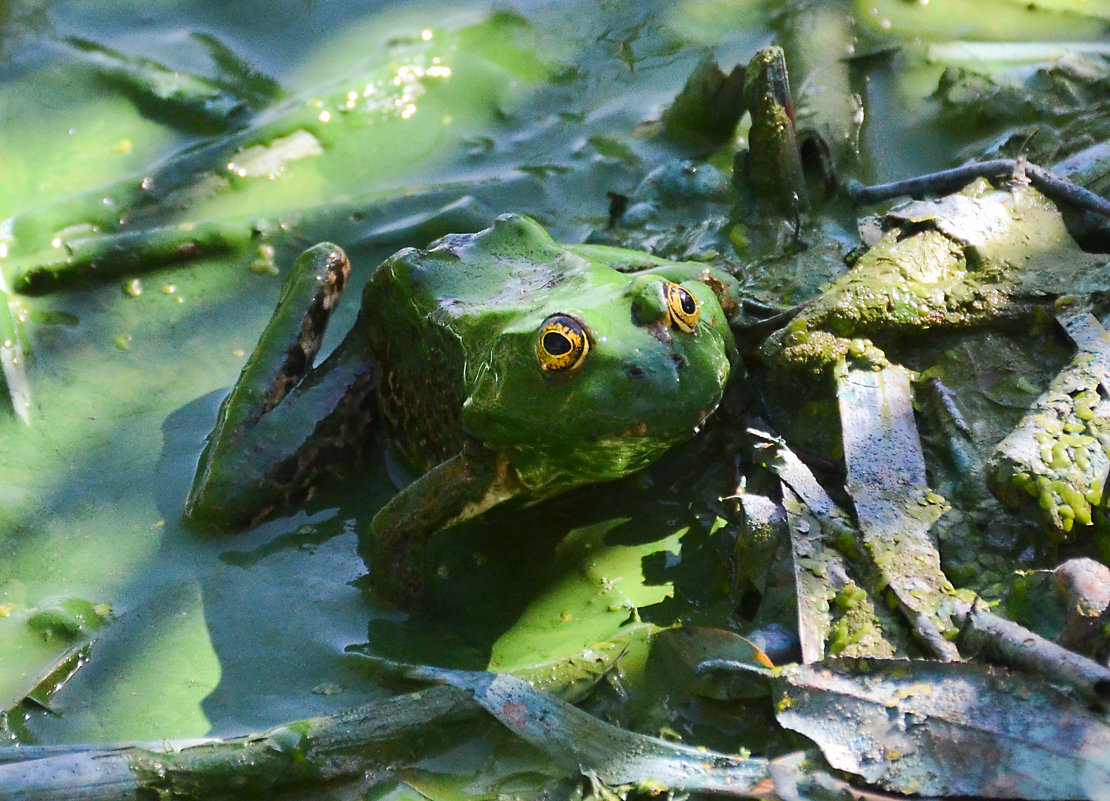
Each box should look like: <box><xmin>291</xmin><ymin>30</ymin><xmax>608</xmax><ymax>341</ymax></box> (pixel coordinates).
<box><xmin>186</xmin><ymin>243</ymin><xmax>376</xmax><ymax>528</ymax></box>
<box><xmin>364</xmin><ymin>441</ymin><xmax>521</xmax><ymax>606</ymax></box>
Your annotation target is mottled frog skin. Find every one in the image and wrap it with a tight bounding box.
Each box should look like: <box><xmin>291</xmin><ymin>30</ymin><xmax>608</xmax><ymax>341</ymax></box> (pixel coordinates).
<box><xmin>187</xmin><ymin>213</ymin><xmax>741</xmax><ymax>603</ymax></box>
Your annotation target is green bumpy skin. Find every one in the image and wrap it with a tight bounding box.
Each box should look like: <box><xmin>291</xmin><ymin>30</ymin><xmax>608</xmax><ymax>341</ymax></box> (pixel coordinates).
<box><xmin>363</xmin><ymin>213</ymin><xmax>739</xmax><ymax>493</ymax></box>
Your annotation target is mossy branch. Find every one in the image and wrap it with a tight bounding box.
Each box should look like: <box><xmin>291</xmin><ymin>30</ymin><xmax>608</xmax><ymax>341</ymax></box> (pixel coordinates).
<box><xmin>0</xmin><ymin>685</ymin><xmax>475</xmax><ymax>801</ymax></box>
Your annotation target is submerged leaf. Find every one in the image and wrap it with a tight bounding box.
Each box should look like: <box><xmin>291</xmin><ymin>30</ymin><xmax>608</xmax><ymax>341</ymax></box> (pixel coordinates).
<box><xmin>652</xmin><ymin>626</ymin><xmax>774</xmax><ymax>700</ymax></box>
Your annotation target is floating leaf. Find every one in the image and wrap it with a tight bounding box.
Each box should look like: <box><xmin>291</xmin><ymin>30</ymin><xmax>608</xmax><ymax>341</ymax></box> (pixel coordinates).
<box><xmin>486</xmin><ymin>516</ymin><xmax>683</xmax><ymax>692</ymax></box>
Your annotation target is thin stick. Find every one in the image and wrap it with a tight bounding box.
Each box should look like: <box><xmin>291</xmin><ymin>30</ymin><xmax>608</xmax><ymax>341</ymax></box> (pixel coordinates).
<box><xmin>847</xmin><ymin>159</ymin><xmax>1110</xmax><ymax>220</ymax></box>
<box><xmin>956</xmin><ymin>602</ymin><xmax>1110</xmax><ymax>706</ymax></box>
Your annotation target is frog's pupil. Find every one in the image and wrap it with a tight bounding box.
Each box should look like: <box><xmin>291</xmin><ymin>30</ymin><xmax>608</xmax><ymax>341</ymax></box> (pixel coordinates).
<box><xmin>544</xmin><ymin>331</ymin><xmax>572</xmax><ymax>356</ymax></box>
<box><xmin>679</xmin><ymin>291</ymin><xmax>696</xmax><ymax>315</ymax></box>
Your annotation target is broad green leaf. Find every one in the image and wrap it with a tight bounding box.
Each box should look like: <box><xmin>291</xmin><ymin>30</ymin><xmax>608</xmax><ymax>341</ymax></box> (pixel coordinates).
<box><xmin>488</xmin><ymin>518</ymin><xmax>683</xmax><ymax>687</ymax></box>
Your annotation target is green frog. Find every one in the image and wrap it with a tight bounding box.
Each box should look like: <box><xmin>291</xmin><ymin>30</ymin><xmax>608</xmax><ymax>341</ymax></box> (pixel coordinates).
<box><xmin>186</xmin><ymin>213</ymin><xmax>741</xmax><ymax>603</ymax></box>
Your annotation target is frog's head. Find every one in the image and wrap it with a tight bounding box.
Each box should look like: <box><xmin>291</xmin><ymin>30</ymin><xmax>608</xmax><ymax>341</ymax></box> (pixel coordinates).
<box><xmin>456</xmin><ymin>215</ymin><xmax>739</xmax><ymax>493</ymax></box>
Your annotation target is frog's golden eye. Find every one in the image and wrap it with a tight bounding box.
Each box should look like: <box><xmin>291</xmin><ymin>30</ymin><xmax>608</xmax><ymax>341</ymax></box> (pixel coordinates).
<box><xmin>664</xmin><ymin>282</ymin><xmax>700</xmax><ymax>334</ymax></box>
<box><xmin>537</xmin><ymin>314</ymin><xmax>589</xmax><ymax>374</ymax></box>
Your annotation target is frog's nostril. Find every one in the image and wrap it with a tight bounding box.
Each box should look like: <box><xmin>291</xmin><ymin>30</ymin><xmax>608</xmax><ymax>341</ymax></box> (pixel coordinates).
<box><xmin>626</xmin><ymin>364</ymin><xmax>646</xmax><ymax>380</ymax></box>
<box><xmin>670</xmin><ymin>353</ymin><xmax>686</xmax><ymax>369</ymax></box>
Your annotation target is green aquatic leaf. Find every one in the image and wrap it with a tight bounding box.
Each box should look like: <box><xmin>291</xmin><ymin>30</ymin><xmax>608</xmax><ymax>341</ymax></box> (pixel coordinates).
<box><xmin>65</xmin><ymin>36</ymin><xmax>270</xmax><ymax>133</ymax></box>
<box><xmin>995</xmin><ymin>0</ymin><xmax>1110</xmax><ymax>19</ymax></box>
<box><xmin>487</xmin><ymin>518</ymin><xmax>682</xmax><ymax>680</ymax></box>
<box><xmin>0</xmin><ymin>279</ymin><xmax>30</xmax><ymax>423</ymax></box>
<box><xmin>859</xmin><ymin>0</ymin><xmax>1110</xmax><ymax>41</ymax></box>
<box><xmin>6</xmin><ymin>13</ymin><xmax>563</xmax><ymax>293</ymax></box>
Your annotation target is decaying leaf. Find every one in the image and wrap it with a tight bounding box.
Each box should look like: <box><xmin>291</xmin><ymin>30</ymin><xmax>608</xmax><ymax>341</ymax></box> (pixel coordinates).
<box><xmin>837</xmin><ymin>364</ymin><xmax>962</xmax><ymax>658</ymax></box>
<box><xmin>404</xmin><ymin>664</ymin><xmax>773</xmax><ymax>796</ymax></box>
<box><xmin>750</xmin><ymin>428</ymin><xmax>908</xmax><ymax>661</ymax></box>
<box><xmin>989</xmin><ymin>307</ymin><xmax>1110</xmax><ymax>538</ymax></box>
<box><xmin>770</xmin><ymin>658</ymin><xmax>1110</xmax><ymax>800</ymax></box>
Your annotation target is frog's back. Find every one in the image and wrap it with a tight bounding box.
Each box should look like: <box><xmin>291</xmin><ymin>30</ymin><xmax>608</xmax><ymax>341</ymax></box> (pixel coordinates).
<box><xmin>387</xmin><ymin>216</ymin><xmax>610</xmax><ymax>319</ymax></box>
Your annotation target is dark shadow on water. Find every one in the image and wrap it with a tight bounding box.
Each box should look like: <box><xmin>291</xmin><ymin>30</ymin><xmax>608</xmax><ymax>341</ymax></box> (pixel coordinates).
<box><xmin>155</xmin><ymin>392</ymin><xmax>396</xmax><ymax>733</ymax></box>
<box><xmin>155</xmin><ymin>388</ymin><xmax>224</xmax><ymax>523</ymax></box>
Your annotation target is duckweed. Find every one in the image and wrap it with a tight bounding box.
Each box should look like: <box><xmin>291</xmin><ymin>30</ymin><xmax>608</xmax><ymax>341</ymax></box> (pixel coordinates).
<box><xmin>834</xmin><ymin>581</ymin><xmax>868</xmax><ymax>610</ymax></box>
<box><xmin>1075</xmin><ymin>390</ymin><xmax>1099</xmax><ymax>421</ymax></box>
<box><xmin>989</xmin><ymin>375</ymin><xmax>1110</xmax><ymax>540</ymax></box>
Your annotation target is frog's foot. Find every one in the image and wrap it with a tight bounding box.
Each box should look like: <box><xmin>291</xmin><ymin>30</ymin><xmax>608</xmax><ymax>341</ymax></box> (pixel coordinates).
<box><xmin>186</xmin><ymin>243</ymin><xmax>376</xmax><ymax>528</ymax></box>
<box><xmin>363</xmin><ymin>442</ymin><xmax>522</xmax><ymax>606</ymax></box>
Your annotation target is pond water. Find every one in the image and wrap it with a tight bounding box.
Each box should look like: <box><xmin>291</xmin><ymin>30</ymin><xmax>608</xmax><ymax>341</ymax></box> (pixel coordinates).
<box><xmin>0</xmin><ymin>0</ymin><xmax>1106</xmax><ymax>781</ymax></box>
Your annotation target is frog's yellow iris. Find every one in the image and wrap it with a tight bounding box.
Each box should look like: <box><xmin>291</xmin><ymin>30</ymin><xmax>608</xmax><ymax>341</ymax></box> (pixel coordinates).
<box><xmin>664</xmin><ymin>282</ymin><xmax>700</xmax><ymax>333</ymax></box>
<box><xmin>536</xmin><ymin>314</ymin><xmax>589</xmax><ymax>373</ymax></box>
